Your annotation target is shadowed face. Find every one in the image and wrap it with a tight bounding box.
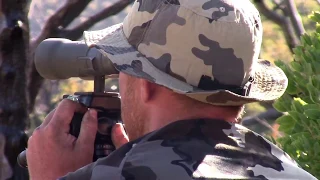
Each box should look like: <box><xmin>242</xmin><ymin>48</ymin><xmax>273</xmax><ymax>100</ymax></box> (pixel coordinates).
<box><xmin>118</xmin><ymin>72</ymin><xmax>245</xmax><ymax>141</ymax></box>
<box><xmin>119</xmin><ymin>72</ymin><xmax>145</xmax><ymax>141</ymax></box>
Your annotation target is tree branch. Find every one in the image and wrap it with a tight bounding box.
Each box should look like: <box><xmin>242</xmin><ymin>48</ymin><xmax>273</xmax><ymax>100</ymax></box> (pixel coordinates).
<box><xmin>280</xmin><ymin>19</ymin><xmax>300</xmax><ymax>52</ymax></box>
<box><xmin>60</xmin><ymin>0</ymin><xmax>93</xmax><ymax>28</ymax></box>
<box><xmin>59</xmin><ymin>0</ymin><xmax>134</xmax><ymax>41</ymax></box>
<box><xmin>254</xmin><ymin>0</ymin><xmax>299</xmax><ymax>53</ymax></box>
<box><xmin>284</xmin><ymin>0</ymin><xmax>305</xmax><ymax>37</ymax></box>
<box><xmin>271</xmin><ymin>0</ymin><xmax>285</xmax><ymax>11</ymax></box>
<box><xmin>254</xmin><ymin>0</ymin><xmax>285</xmax><ymax>24</ymax></box>
<box><xmin>30</xmin><ymin>0</ymin><xmax>91</xmax><ymax>51</ymax></box>
<box><xmin>242</xmin><ymin>108</ymin><xmax>283</xmax><ymax>126</ymax></box>
<box><xmin>241</xmin><ymin>108</ymin><xmax>284</xmax><ymax>134</ymax></box>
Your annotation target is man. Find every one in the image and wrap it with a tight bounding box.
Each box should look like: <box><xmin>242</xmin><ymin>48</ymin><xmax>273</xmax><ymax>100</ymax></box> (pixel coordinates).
<box><xmin>26</xmin><ymin>0</ymin><xmax>317</xmax><ymax>179</ymax></box>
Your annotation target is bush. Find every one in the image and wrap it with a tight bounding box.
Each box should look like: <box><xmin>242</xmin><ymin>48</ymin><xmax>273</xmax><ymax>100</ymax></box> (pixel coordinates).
<box><xmin>273</xmin><ymin>11</ymin><xmax>320</xmax><ymax>178</ymax></box>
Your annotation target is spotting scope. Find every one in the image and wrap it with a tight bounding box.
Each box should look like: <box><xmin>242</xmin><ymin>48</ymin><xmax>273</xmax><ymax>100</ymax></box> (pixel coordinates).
<box><xmin>17</xmin><ymin>38</ymin><xmax>122</xmax><ymax>168</ymax></box>
<box><xmin>34</xmin><ymin>38</ymin><xmax>119</xmax><ymax>80</ymax></box>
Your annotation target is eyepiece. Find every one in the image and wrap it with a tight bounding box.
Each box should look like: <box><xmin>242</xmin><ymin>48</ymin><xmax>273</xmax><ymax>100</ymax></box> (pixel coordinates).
<box><xmin>17</xmin><ymin>149</ymin><xmax>27</xmax><ymax>168</ymax></box>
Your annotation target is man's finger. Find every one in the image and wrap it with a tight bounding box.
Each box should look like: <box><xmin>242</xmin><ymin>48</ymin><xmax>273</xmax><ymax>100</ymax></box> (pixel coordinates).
<box><xmin>39</xmin><ymin>108</ymin><xmax>56</xmax><ymax>128</ymax></box>
<box><xmin>49</xmin><ymin>99</ymin><xmax>87</xmax><ymax>133</ymax></box>
<box><xmin>112</xmin><ymin>123</ymin><xmax>129</xmax><ymax>149</ymax></box>
<box><xmin>76</xmin><ymin>109</ymin><xmax>98</xmax><ymax>151</ymax></box>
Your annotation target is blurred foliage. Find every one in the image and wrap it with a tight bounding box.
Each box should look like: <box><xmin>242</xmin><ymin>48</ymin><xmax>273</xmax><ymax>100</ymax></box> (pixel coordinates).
<box><xmin>273</xmin><ymin>11</ymin><xmax>320</xmax><ymax>178</ymax></box>
<box><xmin>244</xmin><ymin>0</ymin><xmax>318</xmax><ymax>118</ymax></box>
<box><xmin>245</xmin><ymin>102</ymin><xmax>267</xmax><ymax>117</ymax></box>
<box><xmin>258</xmin><ymin>0</ymin><xmax>319</xmax><ymax>63</ymax></box>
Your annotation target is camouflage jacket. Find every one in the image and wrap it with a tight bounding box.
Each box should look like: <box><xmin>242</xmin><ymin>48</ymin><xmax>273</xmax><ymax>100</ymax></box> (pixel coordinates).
<box><xmin>60</xmin><ymin>119</ymin><xmax>317</xmax><ymax>180</ymax></box>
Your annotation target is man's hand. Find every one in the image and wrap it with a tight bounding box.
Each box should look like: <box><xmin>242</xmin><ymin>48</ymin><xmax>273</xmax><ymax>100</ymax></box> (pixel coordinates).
<box><xmin>27</xmin><ymin>99</ymin><xmax>98</xmax><ymax>180</ymax></box>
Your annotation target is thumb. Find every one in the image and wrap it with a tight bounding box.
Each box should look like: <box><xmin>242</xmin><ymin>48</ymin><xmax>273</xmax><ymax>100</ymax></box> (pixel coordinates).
<box><xmin>112</xmin><ymin>123</ymin><xmax>129</xmax><ymax>149</ymax></box>
<box><xmin>76</xmin><ymin>109</ymin><xmax>98</xmax><ymax>150</ymax></box>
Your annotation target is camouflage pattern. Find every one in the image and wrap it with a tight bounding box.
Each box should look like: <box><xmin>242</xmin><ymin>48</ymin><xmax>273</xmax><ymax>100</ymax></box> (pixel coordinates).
<box><xmin>60</xmin><ymin>119</ymin><xmax>317</xmax><ymax>180</ymax></box>
<box><xmin>84</xmin><ymin>0</ymin><xmax>288</xmax><ymax>106</ymax></box>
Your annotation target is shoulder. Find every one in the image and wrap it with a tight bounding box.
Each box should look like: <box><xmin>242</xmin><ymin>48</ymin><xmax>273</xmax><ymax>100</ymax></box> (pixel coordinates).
<box><xmin>60</xmin><ymin>119</ymin><xmax>317</xmax><ymax>180</ymax></box>
<box><xmin>118</xmin><ymin>121</ymin><xmax>317</xmax><ymax>180</ymax></box>
<box><xmin>120</xmin><ymin>141</ymin><xmax>194</xmax><ymax>180</ymax></box>
<box><xmin>58</xmin><ymin>160</ymin><xmax>123</xmax><ymax>180</ymax></box>
<box><xmin>59</xmin><ymin>139</ymin><xmax>136</xmax><ymax>180</ymax></box>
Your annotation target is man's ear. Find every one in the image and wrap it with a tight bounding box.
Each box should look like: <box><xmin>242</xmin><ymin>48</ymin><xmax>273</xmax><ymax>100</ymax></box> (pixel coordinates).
<box><xmin>139</xmin><ymin>79</ymin><xmax>156</xmax><ymax>103</ymax></box>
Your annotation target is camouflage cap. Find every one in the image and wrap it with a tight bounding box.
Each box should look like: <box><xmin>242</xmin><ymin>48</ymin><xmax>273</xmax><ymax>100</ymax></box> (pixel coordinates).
<box><xmin>83</xmin><ymin>0</ymin><xmax>288</xmax><ymax>106</ymax></box>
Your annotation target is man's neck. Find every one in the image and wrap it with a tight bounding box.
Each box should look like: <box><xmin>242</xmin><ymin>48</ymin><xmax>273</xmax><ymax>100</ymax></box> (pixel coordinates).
<box><xmin>144</xmin><ymin>105</ymin><xmax>240</xmax><ymax>136</ymax></box>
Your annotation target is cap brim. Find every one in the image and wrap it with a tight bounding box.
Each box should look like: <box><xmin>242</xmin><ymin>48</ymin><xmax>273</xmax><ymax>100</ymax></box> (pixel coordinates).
<box><xmin>185</xmin><ymin>60</ymin><xmax>288</xmax><ymax>105</ymax></box>
<box><xmin>84</xmin><ymin>23</ymin><xmax>288</xmax><ymax>106</ymax></box>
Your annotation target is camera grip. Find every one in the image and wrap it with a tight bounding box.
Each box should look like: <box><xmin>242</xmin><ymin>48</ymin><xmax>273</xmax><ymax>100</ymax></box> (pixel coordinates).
<box><xmin>69</xmin><ymin>112</ymin><xmax>116</xmax><ymax>161</ymax></box>
<box><xmin>69</xmin><ymin>113</ymin><xmax>83</xmax><ymax>138</ymax></box>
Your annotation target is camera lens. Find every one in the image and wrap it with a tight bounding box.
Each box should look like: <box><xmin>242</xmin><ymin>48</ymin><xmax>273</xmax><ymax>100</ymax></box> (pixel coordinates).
<box><xmin>97</xmin><ymin>117</ymin><xmax>113</xmax><ymax>135</ymax></box>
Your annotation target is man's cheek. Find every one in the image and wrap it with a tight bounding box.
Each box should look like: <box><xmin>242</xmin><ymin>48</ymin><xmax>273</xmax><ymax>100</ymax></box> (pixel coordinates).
<box><xmin>119</xmin><ymin>87</ymin><xmax>125</xmax><ymax>101</ymax></box>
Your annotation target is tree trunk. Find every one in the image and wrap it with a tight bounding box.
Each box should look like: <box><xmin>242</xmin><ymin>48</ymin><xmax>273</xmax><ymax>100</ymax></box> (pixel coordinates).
<box><xmin>0</xmin><ymin>0</ymin><xmax>31</xmax><ymax>179</ymax></box>
<box><xmin>0</xmin><ymin>0</ymin><xmax>133</xmax><ymax>178</ymax></box>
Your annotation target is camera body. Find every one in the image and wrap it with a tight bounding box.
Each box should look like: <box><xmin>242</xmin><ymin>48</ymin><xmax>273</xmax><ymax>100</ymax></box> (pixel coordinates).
<box><xmin>64</xmin><ymin>92</ymin><xmax>121</xmax><ymax>161</ymax></box>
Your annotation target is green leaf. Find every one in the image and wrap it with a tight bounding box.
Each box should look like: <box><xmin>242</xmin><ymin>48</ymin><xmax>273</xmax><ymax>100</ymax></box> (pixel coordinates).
<box><xmin>291</xmin><ymin>122</ymin><xmax>304</xmax><ymax>134</ymax></box>
<box><xmin>291</xmin><ymin>138</ymin><xmax>304</xmax><ymax>151</ymax></box>
<box><xmin>276</xmin><ymin>115</ymin><xmax>295</xmax><ymax>125</ymax></box>
<box><xmin>309</xmin><ymin>49</ymin><xmax>319</xmax><ymax>62</ymax></box>
<box><xmin>283</xmin><ymin>69</ymin><xmax>299</xmax><ymax>95</ymax></box>
<box><xmin>290</xmin><ymin>132</ymin><xmax>310</xmax><ymax>140</ymax></box>
<box><xmin>277</xmin><ymin>137</ymin><xmax>289</xmax><ymax>146</ymax></box>
<box><xmin>277</xmin><ymin>115</ymin><xmax>295</xmax><ymax>134</ymax></box>
<box><xmin>273</xmin><ymin>94</ymin><xmax>293</xmax><ymax>112</ymax></box>
<box><xmin>286</xmin><ymin>81</ymin><xmax>298</xmax><ymax>95</ymax></box>
<box><xmin>293</xmin><ymin>71</ymin><xmax>306</xmax><ymax>84</ymax></box>
<box><xmin>311</xmin><ymin>75</ymin><xmax>320</xmax><ymax>89</ymax></box>
<box><xmin>301</xmin><ymin>135</ymin><xmax>312</xmax><ymax>151</ymax></box>
<box><xmin>291</xmin><ymin>99</ymin><xmax>305</xmax><ymax>113</ymax></box>
<box><xmin>306</xmin><ymin>83</ymin><xmax>320</xmax><ymax>104</ymax></box>
<box><xmin>279</xmin><ymin>125</ymin><xmax>293</xmax><ymax>134</ymax></box>
<box><xmin>294</xmin><ymin>98</ymin><xmax>307</xmax><ymax>106</ymax></box>
<box><xmin>288</xmin><ymin>111</ymin><xmax>304</xmax><ymax>125</ymax></box>
<box><xmin>300</xmin><ymin>95</ymin><xmax>314</xmax><ymax>104</ymax></box>
<box><xmin>275</xmin><ymin>60</ymin><xmax>286</xmax><ymax>68</ymax></box>
<box><xmin>311</xmin><ymin>62</ymin><xmax>320</xmax><ymax>75</ymax></box>
<box><xmin>309</xmin><ymin>11</ymin><xmax>320</xmax><ymax>23</ymax></box>
<box><xmin>313</xmin><ymin>35</ymin><xmax>320</xmax><ymax>49</ymax></box>
<box><xmin>305</xmin><ymin>51</ymin><xmax>317</xmax><ymax>64</ymax></box>
<box><xmin>313</xmin><ymin>142</ymin><xmax>320</xmax><ymax>155</ymax></box>
<box><xmin>304</xmin><ymin>109</ymin><xmax>320</xmax><ymax>120</ymax></box>
<box><xmin>290</xmin><ymin>61</ymin><xmax>303</xmax><ymax>72</ymax></box>
<box><xmin>303</xmin><ymin>104</ymin><xmax>320</xmax><ymax>111</ymax></box>
<box><xmin>316</xmin><ymin>25</ymin><xmax>320</xmax><ymax>34</ymax></box>
<box><xmin>301</xmin><ymin>34</ymin><xmax>313</xmax><ymax>46</ymax></box>
<box><xmin>304</xmin><ymin>63</ymin><xmax>314</xmax><ymax>75</ymax></box>
<box><xmin>293</xmin><ymin>46</ymin><xmax>304</xmax><ymax>60</ymax></box>
<box><xmin>273</xmin><ymin>101</ymin><xmax>288</xmax><ymax>112</ymax></box>
<box><xmin>309</xmin><ymin>121</ymin><xmax>320</xmax><ymax>136</ymax></box>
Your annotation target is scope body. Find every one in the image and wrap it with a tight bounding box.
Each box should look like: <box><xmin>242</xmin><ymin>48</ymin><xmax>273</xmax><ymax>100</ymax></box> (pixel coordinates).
<box><xmin>35</xmin><ymin>38</ymin><xmax>118</xmax><ymax>80</ymax></box>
